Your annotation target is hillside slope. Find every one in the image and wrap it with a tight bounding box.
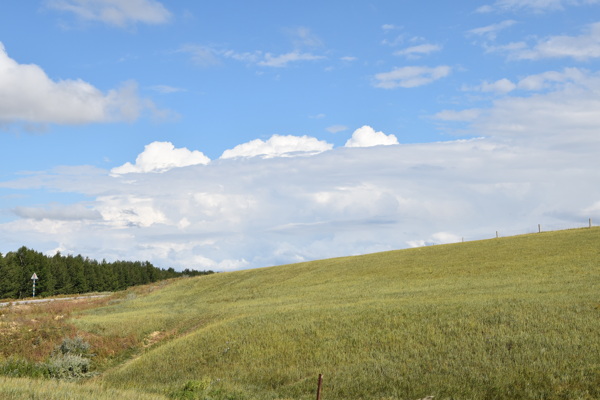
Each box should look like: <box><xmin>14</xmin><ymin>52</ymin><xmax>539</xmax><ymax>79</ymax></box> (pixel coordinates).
<box><xmin>75</xmin><ymin>228</ymin><xmax>600</xmax><ymax>400</ymax></box>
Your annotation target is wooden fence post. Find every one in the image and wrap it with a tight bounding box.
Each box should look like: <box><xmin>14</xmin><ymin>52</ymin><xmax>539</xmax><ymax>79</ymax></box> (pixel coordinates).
<box><xmin>316</xmin><ymin>374</ymin><xmax>323</xmax><ymax>400</ymax></box>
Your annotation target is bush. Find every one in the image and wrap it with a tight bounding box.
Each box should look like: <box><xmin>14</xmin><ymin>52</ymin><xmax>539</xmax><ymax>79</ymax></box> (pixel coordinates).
<box><xmin>55</xmin><ymin>336</ymin><xmax>91</xmax><ymax>357</ymax></box>
<box><xmin>0</xmin><ymin>357</ymin><xmax>48</xmax><ymax>378</ymax></box>
<box><xmin>172</xmin><ymin>377</ymin><xmax>212</xmax><ymax>399</ymax></box>
<box><xmin>46</xmin><ymin>336</ymin><xmax>93</xmax><ymax>379</ymax></box>
<box><xmin>46</xmin><ymin>353</ymin><xmax>90</xmax><ymax>379</ymax></box>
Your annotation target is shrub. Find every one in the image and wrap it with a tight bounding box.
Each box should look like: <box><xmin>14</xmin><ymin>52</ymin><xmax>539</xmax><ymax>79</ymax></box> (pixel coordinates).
<box><xmin>172</xmin><ymin>377</ymin><xmax>212</xmax><ymax>399</ymax></box>
<box><xmin>46</xmin><ymin>353</ymin><xmax>90</xmax><ymax>379</ymax></box>
<box><xmin>0</xmin><ymin>357</ymin><xmax>48</xmax><ymax>378</ymax></box>
<box><xmin>55</xmin><ymin>336</ymin><xmax>91</xmax><ymax>357</ymax></box>
<box><xmin>46</xmin><ymin>336</ymin><xmax>93</xmax><ymax>379</ymax></box>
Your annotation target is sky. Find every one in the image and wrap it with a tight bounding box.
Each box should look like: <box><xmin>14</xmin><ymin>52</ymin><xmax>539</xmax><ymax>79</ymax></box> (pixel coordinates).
<box><xmin>1</xmin><ymin>0</ymin><xmax>600</xmax><ymax>271</ymax></box>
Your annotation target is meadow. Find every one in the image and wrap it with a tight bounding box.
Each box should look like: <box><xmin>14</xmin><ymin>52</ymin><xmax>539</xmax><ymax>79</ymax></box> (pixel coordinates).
<box><xmin>1</xmin><ymin>228</ymin><xmax>599</xmax><ymax>399</ymax></box>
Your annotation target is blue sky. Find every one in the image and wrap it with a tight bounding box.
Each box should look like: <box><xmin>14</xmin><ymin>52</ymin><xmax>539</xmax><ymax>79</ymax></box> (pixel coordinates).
<box><xmin>1</xmin><ymin>0</ymin><xmax>600</xmax><ymax>271</ymax></box>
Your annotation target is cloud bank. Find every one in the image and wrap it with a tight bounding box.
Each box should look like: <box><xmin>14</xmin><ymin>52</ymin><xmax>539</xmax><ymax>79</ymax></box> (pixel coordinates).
<box><xmin>2</xmin><ymin>69</ymin><xmax>600</xmax><ymax>272</ymax></box>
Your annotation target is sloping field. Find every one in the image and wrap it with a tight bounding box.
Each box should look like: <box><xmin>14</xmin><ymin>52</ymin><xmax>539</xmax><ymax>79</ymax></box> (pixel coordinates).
<box><xmin>3</xmin><ymin>228</ymin><xmax>597</xmax><ymax>399</ymax></box>
<box><xmin>0</xmin><ymin>376</ymin><xmax>168</xmax><ymax>400</ymax></box>
<box><xmin>66</xmin><ymin>227</ymin><xmax>600</xmax><ymax>399</ymax></box>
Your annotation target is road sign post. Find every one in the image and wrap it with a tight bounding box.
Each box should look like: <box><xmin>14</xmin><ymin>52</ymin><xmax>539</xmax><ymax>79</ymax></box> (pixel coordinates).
<box><xmin>31</xmin><ymin>273</ymin><xmax>38</xmax><ymax>298</ymax></box>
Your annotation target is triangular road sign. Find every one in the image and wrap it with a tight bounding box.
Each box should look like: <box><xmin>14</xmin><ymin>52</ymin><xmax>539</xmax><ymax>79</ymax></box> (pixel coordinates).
<box><xmin>31</xmin><ymin>273</ymin><xmax>38</xmax><ymax>280</ymax></box>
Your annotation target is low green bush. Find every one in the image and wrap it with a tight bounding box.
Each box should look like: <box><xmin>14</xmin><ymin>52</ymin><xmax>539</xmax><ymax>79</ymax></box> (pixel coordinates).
<box><xmin>0</xmin><ymin>357</ymin><xmax>48</xmax><ymax>378</ymax></box>
<box><xmin>46</xmin><ymin>353</ymin><xmax>90</xmax><ymax>379</ymax></box>
<box><xmin>46</xmin><ymin>336</ymin><xmax>94</xmax><ymax>379</ymax></box>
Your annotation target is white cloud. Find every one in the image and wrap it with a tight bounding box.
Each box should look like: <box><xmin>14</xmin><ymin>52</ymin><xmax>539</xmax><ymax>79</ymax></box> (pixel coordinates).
<box><xmin>3</xmin><ymin>68</ymin><xmax>600</xmax><ymax>271</ymax></box>
<box><xmin>467</xmin><ymin>20</ymin><xmax>517</xmax><ymax>40</ymax></box>
<box><xmin>149</xmin><ymin>85</ymin><xmax>186</xmax><ymax>94</ymax></box>
<box><xmin>407</xmin><ymin>232</ymin><xmax>462</xmax><ymax>247</ymax></box>
<box><xmin>490</xmin><ymin>22</ymin><xmax>600</xmax><ymax>61</ymax></box>
<box><xmin>394</xmin><ymin>44</ymin><xmax>442</xmax><ymax>58</ymax></box>
<box><xmin>287</xmin><ymin>27</ymin><xmax>323</xmax><ymax>48</ymax></box>
<box><xmin>382</xmin><ymin>24</ymin><xmax>400</xmax><ymax>31</ymax></box>
<box><xmin>257</xmin><ymin>51</ymin><xmax>325</xmax><ymax>68</ymax></box>
<box><xmin>460</xmin><ymin>69</ymin><xmax>590</xmax><ymax>97</ymax></box>
<box><xmin>373</xmin><ymin>65</ymin><xmax>451</xmax><ymax>89</ymax></box>
<box><xmin>470</xmin><ymin>78</ymin><xmax>517</xmax><ymax>94</ymax></box>
<box><xmin>434</xmin><ymin>109</ymin><xmax>482</xmax><ymax>122</ymax></box>
<box><xmin>178</xmin><ymin>45</ymin><xmax>222</xmax><ymax>67</ymax></box>
<box><xmin>13</xmin><ymin>204</ymin><xmax>101</xmax><ymax>221</ymax></box>
<box><xmin>326</xmin><ymin>125</ymin><xmax>348</xmax><ymax>134</ymax></box>
<box><xmin>479</xmin><ymin>0</ymin><xmax>600</xmax><ymax>12</ymax></box>
<box><xmin>179</xmin><ymin>45</ymin><xmax>324</xmax><ymax>68</ymax></box>
<box><xmin>344</xmin><ymin>126</ymin><xmax>399</xmax><ymax>147</ymax></box>
<box><xmin>520</xmin><ymin>22</ymin><xmax>600</xmax><ymax>60</ymax></box>
<box><xmin>440</xmin><ymin>68</ymin><xmax>600</xmax><ymax>143</ymax></box>
<box><xmin>96</xmin><ymin>195</ymin><xmax>167</xmax><ymax>227</ymax></box>
<box><xmin>111</xmin><ymin>141</ymin><xmax>210</xmax><ymax>174</ymax></box>
<box><xmin>46</xmin><ymin>0</ymin><xmax>172</xmax><ymax>27</ymax></box>
<box><xmin>3</xmin><ymin>131</ymin><xmax>598</xmax><ymax>271</ymax></box>
<box><xmin>0</xmin><ymin>43</ymin><xmax>154</xmax><ymax>125</ymax></box>
<box><xmin>516</xmin><ymin>67</ymin><xmax>586</xmax><ymax>90</ymax></box>
<box><xmin>220</xmin><ymin>135</ymin><xmax>333</xmax><ymax>159</ymax></box>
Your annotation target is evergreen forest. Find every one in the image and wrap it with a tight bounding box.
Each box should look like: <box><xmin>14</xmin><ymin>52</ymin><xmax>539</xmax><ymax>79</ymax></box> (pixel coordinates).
<box><xmin>0</xmin><ymin>246</ymin><xmax>213</xmax><ymax>299</ymax></box>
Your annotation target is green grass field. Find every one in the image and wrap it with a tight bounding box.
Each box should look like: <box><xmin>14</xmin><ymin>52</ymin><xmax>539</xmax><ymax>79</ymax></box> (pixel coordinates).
<box><xmin>1</xmin><ymin>228</ymin><xmax>599</xmax><ymax>399</ymax></box>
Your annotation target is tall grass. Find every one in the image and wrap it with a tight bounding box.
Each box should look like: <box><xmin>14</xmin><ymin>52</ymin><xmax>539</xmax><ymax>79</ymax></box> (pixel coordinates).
<box><xmin>0</xmin><ymin>376</ymin><xmax>168</xmax><ymax>399</ymax></box>
<box><xmin>69</xmin><ymin>228</ymin><xmax>600</xmax><ymax>399</ymax></box>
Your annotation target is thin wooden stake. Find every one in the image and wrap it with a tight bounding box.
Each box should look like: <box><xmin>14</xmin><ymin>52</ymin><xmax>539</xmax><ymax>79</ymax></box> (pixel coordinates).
<box><xmin>316</xmin><ymin>374</ymin><xmax>323</xmax><ymax>400</ymax></box>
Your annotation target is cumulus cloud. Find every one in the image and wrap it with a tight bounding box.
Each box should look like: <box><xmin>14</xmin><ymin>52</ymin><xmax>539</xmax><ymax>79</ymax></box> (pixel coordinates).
<box><xmin>111</xmin><ymin>141</ymin><xmax>210</xmax><ymax>174</ymax></box>
<box><xmin>220</xmin><ymin>135</ymin><xmax>333</xmax><ymax>159</ymax></box>
<box><xmin>46</xmin><ymin>0</ymin><xmax>172</xmax><ymax>27</ymax></box>
<box><xmin>344</xmin><ymin>126</ymin><xmax>399</xmax><ymax>147</ymax></box>
<box><xmin>373</xmin><ymin>66</ymin><xmax>451</xmax><ymax>89</ymax></box>
<box><xmin>0</xmin><ymin>43</ymin><xmax>155</xmax><ymax>125</ymax></box>
<box><xmin>96</xmin><ymin>195</ymin><xmax>167</xmax><ymax>227</ymax></box>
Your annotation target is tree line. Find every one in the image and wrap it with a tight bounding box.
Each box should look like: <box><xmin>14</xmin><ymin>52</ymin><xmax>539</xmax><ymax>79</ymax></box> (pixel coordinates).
<box><xmin>0</xmin><ymin>246</ymin><xmax>213</xmax><ymax>299</ymax></box>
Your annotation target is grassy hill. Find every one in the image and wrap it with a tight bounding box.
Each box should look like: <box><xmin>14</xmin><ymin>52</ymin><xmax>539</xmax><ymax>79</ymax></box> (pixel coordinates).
<box><xmin>2</xmin><ymin>228</ymin><xmax>599</xmax><ymax>399</ymax></box>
